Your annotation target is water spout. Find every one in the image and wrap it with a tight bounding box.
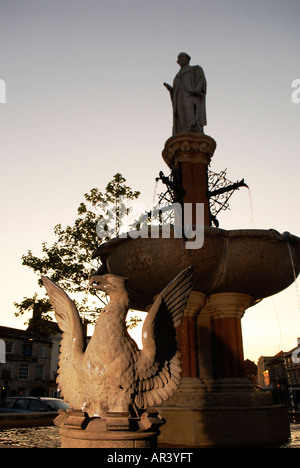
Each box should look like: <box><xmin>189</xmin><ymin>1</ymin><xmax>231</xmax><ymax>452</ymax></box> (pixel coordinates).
<box><xmin>284</xmin><ymin>233</ymin><xmax>300</xmax><ymax>312</ymax></box>
<box><xmin>247</xmin><ymin>187</ymin><xmax>256</xmax><ymax>228</ymax></box>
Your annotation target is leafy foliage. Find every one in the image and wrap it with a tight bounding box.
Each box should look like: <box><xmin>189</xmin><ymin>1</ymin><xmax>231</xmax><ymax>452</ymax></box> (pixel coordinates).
<box><xmin>14</xmin><ymin>173</ymin><xmax>141</xmax><ymax>328</ymax></box>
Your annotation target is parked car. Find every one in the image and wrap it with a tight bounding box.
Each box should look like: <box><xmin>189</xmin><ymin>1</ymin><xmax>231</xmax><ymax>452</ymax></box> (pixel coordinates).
<box><xmin>0</xmin><ymin>396</ymin><xmax>69</xmax><ymax>413</ymax></box>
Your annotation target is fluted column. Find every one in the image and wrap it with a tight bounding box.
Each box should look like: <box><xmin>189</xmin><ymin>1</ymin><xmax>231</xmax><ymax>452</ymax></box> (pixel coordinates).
<box><xmin>206</xmin><ymin>293</ymin><xmax>253</xmax><ymax>379</ymax></box>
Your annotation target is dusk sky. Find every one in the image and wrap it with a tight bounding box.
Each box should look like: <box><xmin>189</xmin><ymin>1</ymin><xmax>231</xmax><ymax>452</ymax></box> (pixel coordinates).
<box><xmin>1</xmin><ymin>0</ymin><xmax>300</xmax><ymax>362</ymax></box>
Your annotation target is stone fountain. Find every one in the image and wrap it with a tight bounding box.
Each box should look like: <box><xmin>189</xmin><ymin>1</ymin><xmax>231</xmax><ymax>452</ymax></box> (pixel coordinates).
<box><xmin>92</xmin><ymin>53</ymin><xmax>300</xmax><ymax>447</ymax></box>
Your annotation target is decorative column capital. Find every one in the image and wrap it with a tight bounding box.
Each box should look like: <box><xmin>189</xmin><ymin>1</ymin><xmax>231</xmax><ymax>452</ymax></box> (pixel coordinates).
<box><xmin>162</xmin><ymin>133</ymin><xmax>217</xmax><ymax>170</ymax></box>
<box><xmin>184</xmin><ymin>291</ymin><xmax>207</xmax><ymax>317</ymax></box>
<box><xmin>205</xmin><ymin>292</ymin><xmax>254</xmax><ymax>320</ymax></box>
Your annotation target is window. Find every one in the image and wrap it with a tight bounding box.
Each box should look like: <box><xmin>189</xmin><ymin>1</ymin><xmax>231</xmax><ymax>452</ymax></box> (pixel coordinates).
<box><xmin>19</xmin><ymin>363</ymin><xmax>29</xmax><ymax>380</ymax></box>
<box><xmin>5</xmin><ymin>341</ymin><xmax>14</xmax><ymax>354</ymax></box>
<box><xmin>15</xmin><ymin>398</ymin><xmax>30</xmax><ymax>410</ymax></box>
<box><xmin>0</xmin><ymin>339</ymin><xmax>5</xmax><ymax>363</ymax></box>
<box><xmin>0</xmin><ymin>398</ymin><xmax>16</xmax><ymax>409</ymax></box>
<box><xmin>1</xmin><ymin>361</ymin><xmax>12</xmax><ymax>379</ymax></box>
<box><xmin>35</xmin><ymin>364</ymin><xmax>44</xmax><ymax>380</ymax></box>
<box><xmin>37</xmin><ymin>346</ymin><xmax>46</xmax><ymax>357</ymax></box>
<box><xmin>28</xmin><ymin>399</ymin><xmax>46</xmax><ymax>412</ymax></box>
<box><xmin>22</xmin><ymin>342</ymin><xmax>32</xmax><ymax>356</ymax></box>
<box><xmin>43</xmin><ymin>398</ymin><xmax>69</xmax><ymax>411</ymax></box>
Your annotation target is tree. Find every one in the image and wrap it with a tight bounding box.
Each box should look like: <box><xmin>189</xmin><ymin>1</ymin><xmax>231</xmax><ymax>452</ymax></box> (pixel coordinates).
<box><xmin>14</xmin><ymin>173</ymin><xmax>141</xmax><ymax>328</ymax></box>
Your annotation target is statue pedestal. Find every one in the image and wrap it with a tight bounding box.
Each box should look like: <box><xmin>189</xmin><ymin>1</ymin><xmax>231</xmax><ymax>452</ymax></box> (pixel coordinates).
<box><xmin>55</xmin><ymin>410</ymin><xmax>164</xmax><ymax>448</ymax></box>
<box><xmin>162</xmin><ymin>132</ymin><xmax>217</xmax><ymax>225</ymax></box>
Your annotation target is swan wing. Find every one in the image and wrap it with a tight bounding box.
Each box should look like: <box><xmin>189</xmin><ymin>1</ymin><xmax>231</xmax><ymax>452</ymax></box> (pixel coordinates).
<box><xmin>42</xmin><ymin>276</ymin><xmax>86</xmax><ymax>409</ymax></box>
<box><xmin>134</xmin><ymin>267</ymin><xmax>193</xmax><ymax>408</ymax></box>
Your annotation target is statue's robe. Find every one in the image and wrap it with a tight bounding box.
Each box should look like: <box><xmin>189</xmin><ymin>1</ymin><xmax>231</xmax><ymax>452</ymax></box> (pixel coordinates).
<box><xmin>172</xmin><ymin>65</ymin><xmax>207</xmax><ymax>135</ymax></box>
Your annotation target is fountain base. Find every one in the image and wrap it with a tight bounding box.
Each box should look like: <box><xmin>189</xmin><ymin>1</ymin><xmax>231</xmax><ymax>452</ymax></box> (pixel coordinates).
<box><xmin>156</xmin><ymin>378</ymin><xmax>290</xmax><ymax>447</ymax></box>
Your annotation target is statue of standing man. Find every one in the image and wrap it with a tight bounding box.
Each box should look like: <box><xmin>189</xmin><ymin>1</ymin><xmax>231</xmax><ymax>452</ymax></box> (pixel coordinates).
<box><xmin>164</xmin><ymin>53</ymin><xmax>207</xmax><ymax>135</ymax></box>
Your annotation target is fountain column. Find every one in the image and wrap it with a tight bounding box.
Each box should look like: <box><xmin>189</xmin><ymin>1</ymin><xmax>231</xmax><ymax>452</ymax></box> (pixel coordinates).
<box><xmin>206</xmin><ymin>292</ymin><xmax>253</xmax><ymax>379</ymax></box>
<box><xmin>162</xmin><ymin>132</ymin><xmax>216</xmax><ymax>226</ymax></box>
<box><xmin>162</xmin><ymin>133</ymin><xmax>216</xmax><ymax>375</ymax></box>
<box><xmin>196</xmin><ymin>300</ymin><xmax>214</xmax><ymax>385</ymax></box>
<box><xmin>177</xmin><ymin>291</ymin><xmax>207</xmax><ymax>378</ymax></box>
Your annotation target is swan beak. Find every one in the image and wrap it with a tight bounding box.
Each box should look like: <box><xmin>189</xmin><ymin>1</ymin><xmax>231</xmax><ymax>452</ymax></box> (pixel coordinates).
<box><xmin>89</xmin><ymin>275</ymin><xmax>106</xmax><ymax>291</ymax></box>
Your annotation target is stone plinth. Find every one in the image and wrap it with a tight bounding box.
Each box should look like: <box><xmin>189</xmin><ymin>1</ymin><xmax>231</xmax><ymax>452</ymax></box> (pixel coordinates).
<box><xmin>158</xmin><ymin>400</ymin><xmax>290</xmax><ymax>447</ymax></box>
<box><xmin>55</xmin><ymin>410</ymin><xmax>164</xmax><ymax>448</ymax></box>
<box><xmin>156</xmin><ymin>375</ymin><xmax>290</xmax><ymax>447</ymax></box>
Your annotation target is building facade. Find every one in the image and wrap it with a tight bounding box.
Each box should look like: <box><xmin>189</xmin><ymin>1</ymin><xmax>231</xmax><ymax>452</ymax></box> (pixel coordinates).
<box><xmin>257</xmin><ymin>340</ymin><xmax>300</xmax><ymax>410</ymax></box>
<box><xmin>0</xmin><ymin>326</ymin><xmax>60</xmax><ymax>400</ymax></box>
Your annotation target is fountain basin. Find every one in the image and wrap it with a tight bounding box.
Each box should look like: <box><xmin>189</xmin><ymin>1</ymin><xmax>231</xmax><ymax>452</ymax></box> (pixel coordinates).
<box><xmin>93</xmin><ymin>226</ymin><xmax>300</xmax><ymax>311</ymax></box>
